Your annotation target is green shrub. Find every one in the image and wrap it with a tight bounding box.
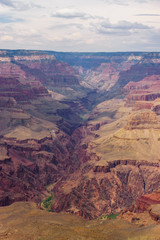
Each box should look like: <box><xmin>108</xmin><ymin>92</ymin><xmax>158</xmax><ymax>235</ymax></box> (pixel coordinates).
<box><xmin>43</xmin><ymin>194</ymin><xmax>53</xmax><ymax>211</ymax></box>
<box><xmin>107</xmin><ymin>213</ymin><xmax>119</xmax><ymax>219</ymax></box>
<box><xmin>100</xmin><ymin>213</ymin><xmax>119</xmax><ymax>220</ymax></box>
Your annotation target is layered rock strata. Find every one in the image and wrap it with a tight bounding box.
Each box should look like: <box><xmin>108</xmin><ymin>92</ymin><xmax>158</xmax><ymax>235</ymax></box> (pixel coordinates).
<box><xmin>1</xmin><ymin>50</ymin><xmax>160</xmax><ymax>221</ymax></box>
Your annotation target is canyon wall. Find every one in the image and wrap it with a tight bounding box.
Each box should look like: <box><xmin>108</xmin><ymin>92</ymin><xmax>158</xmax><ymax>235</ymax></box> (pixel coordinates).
<box><xmin>0</xmin><ymin>50</ymin><xmax>160</xmax><ymax>220</ymax></box>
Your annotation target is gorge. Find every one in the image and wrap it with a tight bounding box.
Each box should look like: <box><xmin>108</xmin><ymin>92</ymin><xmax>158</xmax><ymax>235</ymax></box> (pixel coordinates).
<box><xmin>1</xmin><ymin>50</ymin><xmax>160</xmax><ymax>239</ymax></box>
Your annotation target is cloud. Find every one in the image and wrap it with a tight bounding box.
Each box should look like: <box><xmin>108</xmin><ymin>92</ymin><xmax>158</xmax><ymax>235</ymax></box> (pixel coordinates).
<box><xmin>52</xmin><ymin>8</ymin><xmax>88</xmax><ymax>19</ymax></box>
<box><xmin>94</xmin><ymin>19</ymin><xmax>150</xmax><ymax>35</ymax></box>
<box><xmin>0</xmin><ymin>0</ymin><xmax>14</xmax><ymax>7</ymax></box>
<box><xmin>102</xmin><ymin>0</ymin><xmax>128</xmax><ymax>5</ymax></box>
<box><xmin>0</xmin><ymin>0</ymin><xmax>43</xmax><ymax>11</ymax></box>
<box><xmin>14</xmin><ymin>2</ymin><xmax>44</xmax><ymax>11</ymax></box>
<box><xmin>1</xmin><ymin>35</ymin><xmax>13</xmax><ymax>41</ymax></box>
<box><xmin>136</xmin><ymin>13</ymin><xmax>160</xmax><ymax>16</ymax></box>
<box><xmin>102</xmin><ymin>0</ymin><xmax>149</xmax><ymax>5</ymax></box>
<box><xmin>0</xmin><ymin>0</ymin><xmax>159</xmax><ymax>52</ymax></box>
<box><xmin>0</xmin><ymin>15</ymin><xmax>23</xmax><ymax>23</ymax></box>
<box><xmin>49</xmin><ymin>23</ymin><xmax>83</xmax><ymax>30</ymax></box>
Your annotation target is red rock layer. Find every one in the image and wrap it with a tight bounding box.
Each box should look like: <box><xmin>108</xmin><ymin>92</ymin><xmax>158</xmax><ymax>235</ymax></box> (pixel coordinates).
<box><xmin>125</xmin><ymin>75</ymin><xmax>160</xmax><ymax>109</ymax></box>
<box><xmin>0</xmin><ymin>54</ymin><xmax>81</xmax><ymax>104</ymax></box>
<box><xmin>15</xmin><ymin>57</ymin><xmax>80</xmax><ymax>87</ymax></box>
<box><xmin>52</xmin><ymin>157</ymin><xmax>160</xmax><ymax>219</ymax></box>
<box><xmin>0</xmin><ymin>76</ymin><xmax>48</xmax><ymax>102</ymax></box>
<box><xmin>125</xmin><ymin>111</ymin><xmax>159</xmax><ymax>129</ymax></box>
<box><xmin>0</xmin><ymin>130</ymin><xmax>81</xmax><ymax>206</ymax></box>
<box><xmin>134</xmin><ymin>192</ymin><xmax>160</xmax><ymax>212</ymax></box>
<box><xmin>1</xmin><ymin>51</ymin><xmax>160</xmax><ymax>221</ymax></box>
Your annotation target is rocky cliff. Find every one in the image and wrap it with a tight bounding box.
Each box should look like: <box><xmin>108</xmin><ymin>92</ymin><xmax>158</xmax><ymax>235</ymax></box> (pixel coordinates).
<box><xmin>1</xmin><ymin>50</ymin><xmax>160</xmax><ymax>221</ymax></box>
<box><xmin>52</xmin><ymin>160</ymin><xmax>160</xmax><ymax>219</ymax></box>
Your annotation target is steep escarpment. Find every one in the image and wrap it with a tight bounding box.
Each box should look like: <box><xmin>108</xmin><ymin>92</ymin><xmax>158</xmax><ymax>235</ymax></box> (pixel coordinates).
<box><xmin>0</xmin><ymin>50</ymin><xmax>88</xmax><ymax>206</ymax></box>
<box><xmin>0</xmin><ymin>52</ymin><xmax>88</xmax><ymax>135</ymax></box>
<box><xmin>124</xmin><ymin>75</ymin><xmax>160</xmax><ymax>109</ymax></box>
<box><xmin>107</xmin><ymin>63</ymin><xmax>160</xmax><ymax>101</ymax></box>
<box><xmin>114</xmin><ymin>63</ymin><xmax>160</xmax><ymax>89</ymax></box>
<box><xmin>0</xmin><ymin>76</ymin><xmax>48</xmax><ymax>102</ymax></box>
<box><xmin>0</xmin><ymin>130</ymin><xmax>82</xmax><ymax>206</ymax></box>
<box><xmin>50</xmin><ymin>53</ymin><xmax>160</xmax><ymax>219</ymax></box>
<box><xmin>52</xmin><ymin>160</ymin><xmax>160</xmax><ymax>219</ymax></box>
<box><xmin>1</xmin><ymin>50</ymin><xmax>160</xmax><ymax>223</ymax></box>
<box><xmin>50</xmin><ymin>106</ymin><xmax>160</xmax><ymax>219</ymax></box>
<box><xmin>13</xmin><ymin>55</ymin><xmax>81</xmax><ymax>90</ymax></box>
<box><xmin>0</xmin><ymin>52</ymin><xmax>81</xmax><ymax>99</ymax></box>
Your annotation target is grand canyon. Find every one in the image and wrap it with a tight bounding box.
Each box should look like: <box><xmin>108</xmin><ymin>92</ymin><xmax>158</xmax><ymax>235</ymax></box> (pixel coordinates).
<box><xmin>1</xmin><ymin>50</ymin><xmax>160</xmax><ymax>239</ymax></box>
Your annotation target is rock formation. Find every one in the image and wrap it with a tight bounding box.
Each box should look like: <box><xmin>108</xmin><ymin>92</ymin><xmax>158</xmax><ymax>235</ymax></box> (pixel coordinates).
<box><xmin>1</xmin><ymin>50</ymin><xmax>160</xmax><ymax>222</ymax></box>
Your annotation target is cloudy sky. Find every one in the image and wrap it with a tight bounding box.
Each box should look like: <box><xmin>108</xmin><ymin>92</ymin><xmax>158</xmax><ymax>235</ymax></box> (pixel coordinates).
<box><xmin>0</xmin><ymin>0</ymin><xmax>160</xmax><ymax>51</ymax></box>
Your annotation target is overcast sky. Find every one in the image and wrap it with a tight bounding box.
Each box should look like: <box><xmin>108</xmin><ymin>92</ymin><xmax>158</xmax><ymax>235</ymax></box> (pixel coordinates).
<box><xmin>0</xmin><ymin>0</ymin><xmax>160</xmax><ymax>52</ymax></box>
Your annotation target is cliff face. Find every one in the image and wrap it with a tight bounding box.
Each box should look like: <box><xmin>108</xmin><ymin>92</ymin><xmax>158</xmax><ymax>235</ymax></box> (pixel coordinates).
<box><xmin>14</xmin><ymin>55</ymin><xmax>80</xmax><ymax>88</ymax></box>
<box><xmin>124</xmin><ymin>75</ymin><xmax>160</xmax><ymax>109</ymax></box>
<box><xmin>0</xmin><ymin>51</ymin><xmax>86</xmax><ymax>206</ymax></box>
<box><xmin>48</xmin><ymin>52</ymin><xmax>160</xmax><ymax>219</ymax></box>
<box><xmin>1</xmin><ymin>50</ymin><xmax>160</xmax><ymax>221</ymax></box>
<box><xmin>0</xmin><ymin>76</ymin><xmax>48</xmax><ymax>102</ymax></box>
<box><xmin>0</xmin><ymin>53</ymin><xmax>81</xmax><ymax>98</ymax></box>
<box><xmin>0</xmin><ymin>130</ymin><xmax>81</xmax><ymax>206</ymax></box>
<box><xmin>52</xmin><ymin>160</ymin><xmax>160</xmax><ymax>219</ymax></box>
<box><xmin>79</xmin><ymin>61</ymin><xmax>134</xmax><ymax>91</ymax></box>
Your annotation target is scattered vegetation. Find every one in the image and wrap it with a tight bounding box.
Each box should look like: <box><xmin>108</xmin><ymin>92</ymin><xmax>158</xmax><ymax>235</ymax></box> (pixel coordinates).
<box><xmin>100</xmin><ymin>213</ymin><xmax>120</xmax><ymax>220</ymax></box>
<box><xmin>42</xmin><ymin>194</ymin><xmax>54</xmax><ymax>212</ymax></box>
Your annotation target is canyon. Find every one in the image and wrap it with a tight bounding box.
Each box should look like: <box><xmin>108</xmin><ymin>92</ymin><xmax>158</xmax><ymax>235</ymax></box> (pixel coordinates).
<box><xmin>1</xmin><ymin>50</ymin><xmax>160</xmax><ymax>239</ymax></box>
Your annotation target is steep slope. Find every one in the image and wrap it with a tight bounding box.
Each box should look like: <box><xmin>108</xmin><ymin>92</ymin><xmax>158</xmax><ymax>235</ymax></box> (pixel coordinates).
<box><xmin>1</xmin><ymin>49</ymin><xmax>160</xmax><ymax>224</ymax></box>
<box><xmin>49</xmin><ymin>54</ymin><xmax>160</xmax><ymax>219</ymax></box>
<box><xmin>0</xmin><ymin>51</ymin><xmax>87</xmax><ymax>205</ymax></box>
<box><xmin>0</xmin><ymin>51</ymin><xmax>89</xmax><ymax>135</ymax></box>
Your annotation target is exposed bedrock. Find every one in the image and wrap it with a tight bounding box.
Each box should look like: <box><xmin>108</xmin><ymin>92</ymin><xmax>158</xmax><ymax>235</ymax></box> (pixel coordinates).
<box><xmin>0</xmin><ymin>130</ymin><xmax>82</xmax><ymax>206</ymax></box>
<box><xmin>0</xmin><ymin>76</ymin><xmax>48</xmax><ymax>102</ymax></box>
<box><xmin>134</xmin><ymin>191</ymin><xmax>160</xmax><ymax>213</ymax></box>
<box><xmin>52</xmin><ymin>160</ymin><xmax>160</xmax><ymax>219</ymax></box>
<box><xmin>152</xmin><ymin>103</ymin><xmax>160</xmax><ymax>115</ymax></box>
<box><xmin>1</xmin><ymin>50</ymin><xmax>160</xmax><ymax>222</ymax></box>
<box><xmin>125</xmin><ymin>111</ymin><xmax>159</xmax><ymax>129</ymax></box>
<box><xmin>127</xmin><ymin>92</ymin><xmax>160</xmax><ymax>104</ymax></box>
<box><xmin>124</xmin><ymin>75</ymin><xmax>160</xmax><ymax>108</ymax></box>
